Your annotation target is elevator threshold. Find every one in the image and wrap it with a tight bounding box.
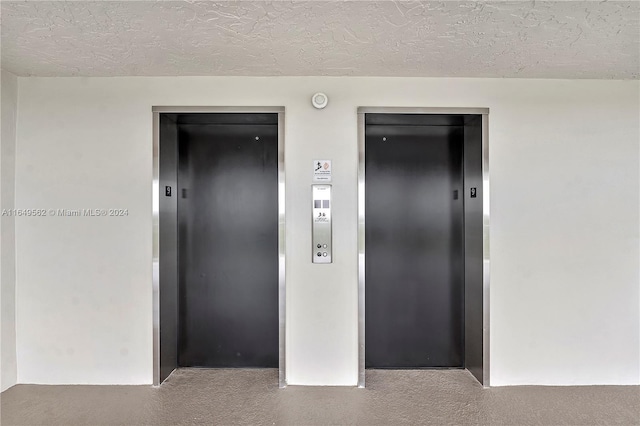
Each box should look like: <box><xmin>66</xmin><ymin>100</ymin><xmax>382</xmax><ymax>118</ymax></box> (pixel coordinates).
<box><xmin>367</xmin><ymin>367</ymin><xmax>466</xmax><ymax>370</ymax></box>
<box><xmin>158</xmin><ymin>367</ymin><xmax>279</xmax><ymax>386</ymax></box>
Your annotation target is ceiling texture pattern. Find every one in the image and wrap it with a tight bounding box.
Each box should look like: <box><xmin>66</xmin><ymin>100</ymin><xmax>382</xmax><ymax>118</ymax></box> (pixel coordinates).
<box><xmin>1</xmin><ymin>1</ymin><xmax>638</xmax><ymax>78</ymax></box>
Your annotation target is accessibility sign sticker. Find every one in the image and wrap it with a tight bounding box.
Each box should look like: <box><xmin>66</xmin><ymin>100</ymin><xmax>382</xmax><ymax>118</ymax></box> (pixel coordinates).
<box><xmin>313</xmin><ymin>160</ymin><xmax>332</xmax><ymax>182</ymax></box>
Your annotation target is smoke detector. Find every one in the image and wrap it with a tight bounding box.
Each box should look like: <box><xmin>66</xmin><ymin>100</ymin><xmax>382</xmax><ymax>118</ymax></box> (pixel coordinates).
<box><xmin>311</xmin><ymin>92</ymin><xmax>328</xmax><ymax>109</ymax></box>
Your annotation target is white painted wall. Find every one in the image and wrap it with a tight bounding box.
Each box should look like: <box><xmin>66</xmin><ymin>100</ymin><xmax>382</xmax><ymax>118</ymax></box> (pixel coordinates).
<box><xmin>14</xmin><ymin>77</ymin><xmax>639</xmax><ymax>386</ymax></box>
<box><xmin>1</xmin><ymin>69</ymin><xmax>19</xmax><ymax>392</ymax></box>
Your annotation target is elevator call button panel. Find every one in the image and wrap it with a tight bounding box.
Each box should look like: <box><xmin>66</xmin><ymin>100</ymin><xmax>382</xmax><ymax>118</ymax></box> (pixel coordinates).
<box><xmin>312</xmin><ymin>184</ymin><xmax>332</xmax><ymax>264</ymax></box>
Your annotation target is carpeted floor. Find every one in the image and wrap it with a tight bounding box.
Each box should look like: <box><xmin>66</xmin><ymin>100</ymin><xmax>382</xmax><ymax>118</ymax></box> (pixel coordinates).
<box><xmin>1</xmin><ymin>369</ymin><xmax>638</xmax><ymax>425</ymax></box>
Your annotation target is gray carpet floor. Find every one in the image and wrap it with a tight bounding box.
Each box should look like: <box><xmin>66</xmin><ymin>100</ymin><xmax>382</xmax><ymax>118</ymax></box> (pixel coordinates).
<box><xmin>1</xmin><ymin>369</ymin><xmax>638</xmax><ymax>425</ymax></box>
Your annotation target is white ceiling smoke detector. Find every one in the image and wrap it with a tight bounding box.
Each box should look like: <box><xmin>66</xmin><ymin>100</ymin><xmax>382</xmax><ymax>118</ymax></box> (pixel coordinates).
<box><xmin>311</xmin><ymin>93</ymin><xmax>328</xmax><ymax>109</ymax></box>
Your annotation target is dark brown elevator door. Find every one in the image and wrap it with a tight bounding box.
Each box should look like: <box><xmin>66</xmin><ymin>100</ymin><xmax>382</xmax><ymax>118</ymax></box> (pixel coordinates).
<box><xmin>365</xmin><ymin>115</ymin><xmax>464</xmax><ymax>368</ymax></box>
<box><xmin>177</xmin><ymin>116</ymin><xmax>278</xmax><ymax>368</ymax></box>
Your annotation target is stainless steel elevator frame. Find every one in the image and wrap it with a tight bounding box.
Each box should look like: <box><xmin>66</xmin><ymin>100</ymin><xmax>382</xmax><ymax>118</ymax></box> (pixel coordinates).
<box><xmin>357</xmin><ymin>107</ymin><xmax>490</xmax><ymax>388</ymax></box>
<box><xmin>152</xmin><ymin>106</ymin><xmax>286</xmax><ymax>387</ymax></box>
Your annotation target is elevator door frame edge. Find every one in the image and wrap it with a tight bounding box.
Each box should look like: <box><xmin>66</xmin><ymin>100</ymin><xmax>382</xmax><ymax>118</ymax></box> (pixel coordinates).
<box><xmin>356</xmin><ymin>106</ymin><xmax>490</xmax><ymax>388</ymax></box>
<box><xmin>152</xmin><ymin>106</ymin><xmax>287</xmax><ymax>388</ymax></box>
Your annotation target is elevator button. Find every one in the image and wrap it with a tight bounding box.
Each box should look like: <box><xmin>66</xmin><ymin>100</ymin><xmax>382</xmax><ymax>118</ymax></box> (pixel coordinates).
<box><xmin>317</xmin><ymin>244</ymin><xmax>321</xmax><ymax>248</ymax></box>
<box><xmin>317</xmin><ymin>252</ymin><xmax>322</xmax><ymax>257</ymax></box>
<box><xmin>323</xmin><ymin>244</ymin><xmax>327</xmax><ymax>248</ymax></box>
<box><xmin>323</xmin><ymin>252</ymin><xmax>328</xmax><ymax>257</ymax></box>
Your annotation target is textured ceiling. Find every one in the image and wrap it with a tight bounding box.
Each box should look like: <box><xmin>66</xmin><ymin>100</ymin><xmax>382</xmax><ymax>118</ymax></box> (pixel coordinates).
<box><xmin>1</xmin><ymin>1</ymin><xmax>638</xmax><ymax>78</ymax></box>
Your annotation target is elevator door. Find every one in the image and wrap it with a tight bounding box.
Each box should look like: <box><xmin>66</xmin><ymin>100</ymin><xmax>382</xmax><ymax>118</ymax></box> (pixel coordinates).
<box><xmin>177</xmin><ymin>116</ymin><xmax>278</xmax><ymax>368</ymax></box>
<box><xmin>365</xmin><ymin>115</ymin><xmax>464</xmax><ymax>368</ymax></box>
